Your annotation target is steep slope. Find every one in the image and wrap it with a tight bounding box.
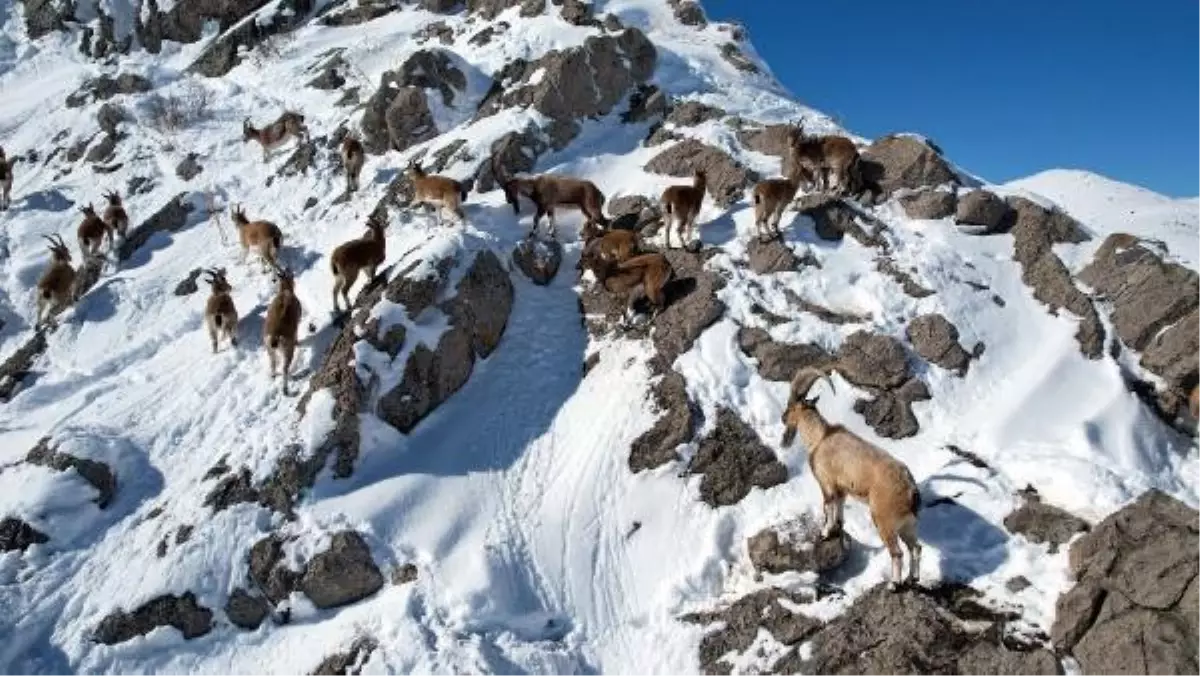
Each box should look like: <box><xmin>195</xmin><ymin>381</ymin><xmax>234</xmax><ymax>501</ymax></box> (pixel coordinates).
<box><xmin>0</xmin><ymin>1</ymin><xmax>1195</xmax><ymax>674</ymax></box>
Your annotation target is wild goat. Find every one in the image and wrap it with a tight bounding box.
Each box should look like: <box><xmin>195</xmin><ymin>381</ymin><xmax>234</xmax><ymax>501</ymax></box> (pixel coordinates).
<box><xmin>330</xmin><ymin>213</ymin><xmax>387</xmax><ymax>312</ymax></box>
<box><xmin>243</xmin><ymin>112</ymin><xmax>308</xmax><ymax>162</ymax></box>
<box><xmin>341</xmin><ymin>135</ymin><xmax>365</xmax><ymax>194</ymax></box>
<box><xmin>781</xmin><ymin>367</ymin><xmax>922</xmax><ymax>590</ymax></box>
<box><xmin>264</xmin><ymin>264</ymin><xmax>302</xmax><ymax>394</ymax></box>
<box><xmin>496</xmin><ymin>159</ymin><xmax>609</xmax><ymax>239</ymax></box>
<box><xmin>35</xmin><ymin>234</ymin><xmax>76</xmax><ymax>329</ymax></box>
<box><xmin>0</xmin><ymin>146</ymin><xmax>13</xmax><ymax>210</ymax></box>
<box><xmin>659</xmin><ymin>170</ymin><xmax>707</xmax><ymax>249</ymax></box>
<box><xmin>202</xmin><ymin>268</ymin><xmax>238</xmax><ymax>353</ymax></box>
<box><xmin>230</xmin><ymin>204</ymin><xmax>283</xmax><ymax>272</ymax></box>
<box><xmin>751</xmin><ymin>177</ymin><xmax>800</xmax><ymax>242</ymax></box>
<box><xmin>76</xmin><ymin>204</ymin><xmax>108</xmax><ymax>258</ymax></box>
<box><xmin>576</xmin><ymin>228</ymin><xmax>640</xmax><ymax>271</ymax></box>
<box><xmin>407</xmin><ymin>162</ymin><xmax>467</xmax><ymax>225</ymax></box>
<box><xmin>101</xmin><ymin>191</ymin><xmax>129</xmax><ymax>248</ymax></box>
<box><xmin>790</xmin><ymin>122</ymin><xmax>861</xmax><ymax>196</ymax></box>
<box><xmin>579</xmin><ymin>248</ymin><xmax>674</xmax><ymax>325</ymax></box>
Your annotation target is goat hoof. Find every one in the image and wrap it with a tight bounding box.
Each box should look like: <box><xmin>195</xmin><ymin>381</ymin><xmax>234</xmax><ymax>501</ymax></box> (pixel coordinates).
<box><xmin>887</xmin><ymin>581</ymin><xmax>901</xmax><ymax>593</ymax></box>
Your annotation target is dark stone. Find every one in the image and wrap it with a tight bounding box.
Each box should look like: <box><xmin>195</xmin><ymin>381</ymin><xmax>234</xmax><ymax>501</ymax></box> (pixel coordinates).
<box><xmin>65</xmin><ymin>73</ymin><xmax>152</xmax><ymax>108</ymax></box>
<box><xmin>683</xmin><ymin>588</ymin><xmax>820</xmax><ymax>675</ymax></box>
<box><xmin>93</xmin><ymin>593</ymin><xmax>213</xmax><ymax>644</ymax></box>
<box><xmin>118</xmin><ymin>193</ymin><xmax>194</xmax><ymax>262</ymax></box>
<box><xmin>0</xmin><ymin>517</ymin><xmax>49</xmax><ymax>551</ymax></box>
<box><xmin>175</xmin><ymin>153</ymin><xmax>203</xmax><ymax>180</ymax></box>
<box><xmin>512</xmin><ymin>238</ymin><xmax>563</xmax><ymax>285</ymax></box>
<box><xmin>836</xmin><ymin>330</ymin><xmax>910</xmax><ymax>390</ymax></box>
<box><xmin>852</xmin><ymin>377</ymin><xmax>930</xmax><ymax>440</ymax></box>
<box><xmin>26</xmin><ymin>436</ymin><xmax>118</xmax><ymax>509</ymax></box>
<box><xmin>311</xmin><ymin>636</ymin><xmax>379</xmax><ymax>675</ymax></box>
<box><xmin>299</xmin><ymin>532</ymin><xmax>385</xmax><ymax>609</ymax></box>
<box><xmin>719</xmin><ymin>42</ymin><xmax>758</xmax><ymax>73</ymax></box>
<box><xmin>899</xmin><ymin>189</ymin><xmax>956</xmax><ymax>220</ymax></box>
<box><xmin>955</xmin><ymin>189</ymin><xmax>1012</xmax><ymax>232</ymax></box>
<box><xmin>737</xmin><ymin>327</ymin><xmax>832</xmax><ymax>382</ymax></box>
<box><xmin>745</xmin><ymin>237</ymin><xmax>803</xmax><ymax>274</ymax></box>
<box><xmin>628</xmin><ymin>370</ymin><xmax>695</xmax><ymax>472</ymax></box>
<box><xmin>860</xmin><ymin>134</ymin><xmax>958</xmax><ymax>197</ymax></box>
<box><xmin>225</xmin><ymin>588</ymin><xmax>270</xmax><ymax>630</ymax></box>
<box><xmin>688</xmin><ymin>408</ymin><xmax>787</xmax><ymax>507</ymax></box>
<box><xmin>645</xmin><ymin>138</ymin><xmax>757</xmax><ymax>209</ymax></box>
<box><xmin>747</xmin><ymin>513</ymin><xmax>849</xmax><ymax>575</ymax></box>
<box><xmin>1004</xmin><ymin>495</ymin><xmax>1090</xmax><ymax>553</ymax></box>
<box><xmin>906</xmin><ymin>313</ymin><xmax>972</xmax><ymax>375</ymax></box>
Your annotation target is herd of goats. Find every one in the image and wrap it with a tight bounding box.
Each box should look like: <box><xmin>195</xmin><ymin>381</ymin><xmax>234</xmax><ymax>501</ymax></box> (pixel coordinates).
<box><xmin>6</xmin><ymin>110</ymin><xmax>932</xmax><ymax>587</ymax></box>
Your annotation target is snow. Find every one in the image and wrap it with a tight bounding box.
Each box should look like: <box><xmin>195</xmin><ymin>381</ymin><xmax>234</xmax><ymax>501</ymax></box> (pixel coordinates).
<box><xmin>0</xmin><ymin>0</ymin><xmax>1195</xmax><ymax>673</ymax></box>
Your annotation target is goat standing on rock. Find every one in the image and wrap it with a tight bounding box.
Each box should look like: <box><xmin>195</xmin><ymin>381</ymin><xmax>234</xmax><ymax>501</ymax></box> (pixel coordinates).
<box><xmin>76</xmin><ymin>204</ymin><xmax>108</xmax><ymax>259</ymax></box>
<box><xmin>790</xmin><ymin>122</ymin><xmax>861</xmax><ymax>196</ymax></box>
<box><xmin>243</xmin><ymin>112</ymin><xmax>309</xmax><ymax>162</ymax></box>
<box><xmin>781</xmin><ymin>367</ymin><xmax>923</xmax><ymax>590</ymax></box>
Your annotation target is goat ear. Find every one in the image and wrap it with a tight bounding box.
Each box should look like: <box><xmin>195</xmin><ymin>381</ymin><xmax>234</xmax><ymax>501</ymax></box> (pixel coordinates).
<box><xmin>805</xmin><ymin>394</ymin><xmax>820</xmax><ymax>407</ymax></box>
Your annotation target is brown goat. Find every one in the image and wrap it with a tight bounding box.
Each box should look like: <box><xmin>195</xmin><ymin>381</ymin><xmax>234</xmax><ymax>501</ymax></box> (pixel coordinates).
<box><xmin>0</xmin><ymin>147</ymin><xmax>12</xmax><ymax>211</ymax></box>
<box><xmin>341</xmin><ymin>135</ymin><xmax>365</xmax><ymax>194</ymax></box>
<box><xmin>790</xmin><ymin>123</ymin><xmax>861</xmax><ymax>196</ymax></box>
<box><xmin>781</xmin><ymin>367</ymin><xmax>922</xmax><ymax>590</ymax></box>
<box><xmin>580</xmin><ymin>250</ymin><xmax>674</xmax><ymax>325</ymax></box>
<box><xmin>202</xmin><ymin>268</ymin><xmax>238</xmax><ymax>353</ymax></box>
<box><xmin>35</xmin><ymin>234</ymin><xmax>76</xmax><ymax>329</ymax></box>
<box><xmin>576</xmin><ymin>228</ymin><xmax>640</xmax><ymax>272</ymax></box>
<box><xmin>660</xmin><ymin>170</ymin><xmax>707</xmax><ymax>249</ymax></box>
<box><xmin>407</xmin><ymin>162</ymin><xmax>467</xmax><ymax>225</ymax></box>
<box><xmin>243</xmin><ymin>111</ymin><xmax>308</xmax><ymax>162</ymax></box>
<box><xmin>1189</xmin><ymin>384</ymin><xmax>1198</xmax><ymax>420</ymax></box>
<box><xmin>101</xmin><ymin>191</ymin><xmax>129</xmax><ymax>249</ymax></box>
<box><xmin>230</xmin><ymin>204</ymin><xmax>283</xmax><ymax>272</ymax></box>
<box><xmin>264</xmin><ymin>264</ymin><xmax>302</xmax><ymax>394</ymax></box>
<box><xmin>330</xmin><ymin>213</ymin><xmax>387</xmax><ymax>312</ymax></box>
<box><xmin>76</xmin><ymin>204</ymin><xmax>108</xmax><ymax>258</ymax></box>
<box><xmin>497</xmin><ymin>159</ymin><xmax>609</xmax><ymax>238</ymax></box>
<box><xmin>751</xmin><ymin>178</ymin><xmax>800</xmax><ymax>242</ymax></box>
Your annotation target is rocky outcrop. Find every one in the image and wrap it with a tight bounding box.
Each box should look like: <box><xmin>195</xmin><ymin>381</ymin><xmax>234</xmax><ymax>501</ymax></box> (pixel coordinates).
<box><xmin>898</xmin><ymin>188</ymin><xmax>956</xmax><ymax>220</ymax></box>
<box><xmin>311</xmin><ymin>636</ymin><xmax>379</xmax><ymax>675</ymax></box>
<box><xmin>26</xmin><ymin>436</ymin><xmax>117</xmax><ymax>509</ymax></box>
<box><xmin>687</xmin><ymin>408</ymin><xmax>787</xmax><ymax>507</ymax></box>
<box><xmin>683</xmin><ymin>588</ymin><xmax>821</xmax><ymax>675</ymax></box>
<box><xmin>628</xmin><ymin>370</ymin><xmax>695</xmax><ymax>473</ymax></box>
<box><xmin>836</xmin><ymin>331</ymin><xmax>930</xmax><ymax>439</ymax></box>
<box><xmin>186</xmin><ymin>0</ymin><xmax>317</xmax><ymax>77</ymax></box>
<box><xmin>117</xmin><ymin>193</ymin><xmax>195</xmax><ymax>262</ymax></box>
<box><xmin>645</xmin><ymin>139</ymin><xmax>758</xmax><ymax>208</ymax></box>
<box><xmin>0</xmin><ymin>330</ymin><xmax>49</xmax><ymax>402</ymax></box>
<box><xmin>1050</xmin><ymin>489</ymin><xmax>1197</xmax><ymax>674</ymax></box>
<box><xmin>735</xmin><ymin>121</ymin><xmax>797</xmax><ymax>171</ymax></box>
<box><xmin>906</xmin><ymin>313</ymin><xmax>973</xmax><ymax>375</ymax></box>
<box><xmin>622</xmin><ymin>84</ymin><xmax>668</xmax><ymax>124</ymax></box>
<box><xmin>93</xmin><ymin>593</ymin><xmax>213</xmax><ymax>644</ymax></box>
<box><xmin>719</xmin><ymin>43</ymin><xmax>758</xmax><ymax>73</ymax></box>
<box><xmin>246</xmin><ymin>531</ymin><xmax>385</xmax><ymax>611</ymax></box>
<box><xmin>320</xmin><ymin>1</ymin><xmax>402</xmax><ymax>27</ymax></box>
<box><xmin>512</xmin><ymin>238</ymin><xmax>563</xmax><ymax>285</ymax></box>
<box><xmin>176</xmin><ymin>153</ymin><xmax>203</xmax><ymax>181</ymax></box>
<box><xmin>1003</xmin><ymin>490</ymin><xmax>1090</xmax><ymax>553</ymax></box>
<box><xmin>1006</xmin><ymin>196</ymin><xmax>1102</xmax><ymax>359</ymax></box>
<box><xmin>0</xmin><ymin>517</ymin><xmax>49</xmax><ymax>551</ymax></box>
<box><xmin>853</xmin><ymin>377</ymin><xmax>931</xmax><ymax>440</ymax></box>
<box><xmin>225</xmin><ymin>588</ymin><xmax>271</xmax><ymax>630</ymax></box>
<box><xmin>747</xmin><ymin>513</ymin><xmax>849</xmax><ymax>575</ymax></box>
<box><xmin>360</xmin><ymin>50</ymin><xmax>465</xmax><ymax>154</ymax></box>
<box><xmin>467</xmin><ymin>0</ymin><xmax>543</xmax><ymax>20</ymax></box>
<box><xmin>20</xmin><ymin>0</ymin><xmax>76</xmax><ymax>39</ymax></box>
<box><xmin>737</xmin><ymin>327</ymin><xmax>832</xmax><ymax>382</ymax></box>
<box><xmin>955</xmin><ymin>189</ymin><xmax>1011</xmax><ymax>232</ymax></box>
<box><xmin>65</xmin><ymin>73</ymin><xmax>152</xmax><ymax>108</ymax></box>
<box><xmin>665</xmin><ymin>100</ymin><xmax>725</xmax><ymax>127</ymax></box>
<box><xmin>798</xmin><ymin>195</ymin><xmax>887</xmax><ymax>248</ymax></box>
<box><xmin>745</xmin><ymin>238</ymin><xmax>804</xmax><ymax>274</ymax></box>
<box><xmin>668</xmin><ymin>0</ymin><xmax>706</xmax><ymax>26</ymax></box>
<box><xmin>475</xmin><ymin>127</ymin><xmax>548</xmax><ymax>192</ymax></box>
<box><xmin>860</xmin><ymin>134</ymin><xmax>958</xmax><ymax>197</ymax></box>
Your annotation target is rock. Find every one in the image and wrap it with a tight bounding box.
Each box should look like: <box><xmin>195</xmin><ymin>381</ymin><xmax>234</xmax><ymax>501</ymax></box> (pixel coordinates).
<box><xmin>299</xmin><ymin>532</ymin><xmax>385</xmax><ymax>609</ymax></box>
<box><xmin>311</xmin><ymin>636</ymin><xmax>379</xmax><ymax>675</ymax></box>
<box><xmin>1006</xmin><ymin>196</ymin><xmax>1089</xmax><ymax>243</ymax></box>
<box><xmin>736</xmin><ymin>122</ymin><xmax>799</xmax><ymax>170</ymax></box>
<box><xmin>93</xmin><ymin>593</ymin><xmax>213</xmax><ymax>644</ymax></box>
<box><xmin>622</xmin><ymin>84</ymin><xmax>668</xmax><ymax>123</ymax></box>
<box><xmin>737</xmin><ymin>327</ymin><xmax>832</xmax><ymax>382</ymax></box>
<box><xmin>746</xmin><ymin>237</ymin><xmax>803</xmax><ymax>274</ymax></box>
<box><xmin>1078</xmin><ymin>234</ymin><xmax>1199</xmax><ymax>361</ymax></box>
<box><xmin>391</xmin><ymin>563</ymin><xmax>418</xmax><ymax>585</ymax></box>
<box><xmin>628</xmin><ymin>370</ymin><xmax>695</xmax><ymax>472</ymax></box>
<box><xmin>225</xmin><ymin>588</ymin><xmax>271</xmax><ymax>630</ymax></box>
<box><xmin>906</xmin><ymin>313</ymin><xmax>972</xmax><ymax>375</ymax></box>
<box><xmin>1006</xmin><ymin>576</ymin><xmax>1032</xmax><ymax>593</ymax></box>
<box><xmin>360</xmin><ymin>50</ymin><xmax>464</xmax><ymax>153</ymax></box>
<box><xmin>0</xmin><ymin>517</ymin><xmax>49</xmax><ymax>551</ymax></box>
<box><xmin>955</xmin><ymin>189</ymin><xmax>1012</xmax><ymax>232</ymax></box>
<box><xmin>607</xmin><ymin>194</ymin><xmax>659</xmax><ymax>229</ymax></box>
<box><xmin>276</xmin><ymin>138</ymin><xmax>317</xmax><ymax>179</ymax></box>
<box><xmin>118</xmin><ymin>193</ymin><xmax>194</xmax><ymax>262</ymax></box>
<box><xmin>798</xmin><ymin>195</ymin><xmax>887</xmax><ymax>247</ymax></box>
<box><xmin>475</xmin><ymin>127</ymin><xmax>547</xmax><ymax>192</ymax></box>
<box><xmin>65</xmin><ymin>73</ymin><xmax>152</xmax><ymax>108</ymax></box>
<box><xmin>26</xmin><ymin>437</ymin><xmax>118</xmax><ymax>508</ymax></box>
<box><xmin>650</xmin><ymin>250</ymin><xmax>726</xmax><ymax>365</ymax></box>
<box><xmin>20</xmin><ymin>0</ymin><xmax>76</xmax><ymax>39</ymax></box>
<box><xmin>96</xmin><ymin>103</ymin><xmax>126</xmax><ymax>137</ymax></box>
<box><xmin>669</xmin><ymin>0</ymin><xmax>706</xmax><ymax>26</ymax></box>
<box><xmin>853</xmin><ymin>377</ymin><xmax>930</xmax><ymax>440</ymax></box>
<box><xmin>557</xmin><ymin>0</ymin><xmax>594</xmax><ymax>25</ymax></box>
<box><xmin>1140</xmin><ymin>305</ymin><xmax>1199</xmax><ymax>415</ymax></box>
<box><xmin>320</xmin><ymin>0</ymin><xmax>400</xmax><ymax>26</ymax></box>
<box><xmin>175</xmin><ymin>153</ymin><xmax>203</xmax><ymax>181</ymax></box>
<box><xmin>467</xmin><ymin>0</ymin><xmax>542</xmax><ymax>20</ymax></box>
<box><xmin>377</xmin><ymin>251</ymin><xmax>513</xmax><ymax>434</ymax></box>
<box><xmin>876</xmin><ymin>256</ymin><xmax>934</xmax><ymax>298</ymax></box>
<box><xmin>688</xmin><ymin>408</ymin><xmax>787</xmax><ymax>507</ymax></box>
<box><xmin>860</xmin><ymin>134</ymin><xmax>958</xmax><ymax>196</ymax></box>
<box><xmin>747</xmin><ymin>513</ymin><xmax>849</xmax><ymax>575</ymax></box>
<box><xmin>683</xmin><ymin>588</ymin><xmax>821</xmax><ymax>675</ymax></box>
<box><xmin>1051</xmin><ymin>489</ymin><xmax>1198</xmax><ymax>674</ymax></box>
<box><xmin>719</xmin><ymin>42</ymin><xmax>758</xmax><ymax>73</ymax></box>
<box><xmin>186</xmin><ymin>0</ymin><xmax>316</xmax><ymax>77</ymax></box>
<box><xmin>85</xmin><ymin>135</ymin><xmax>117</xmax><ymax>164</ymax></box>
<box><xmin>836</xmin><ymin>330</ymin><xmax>910</xmax><ymax>390</ymax></box>
<box><xmin>1004</xmin><ymin>494</ymin><xmax>1090</xmax><ymax>552</ymax></box>
<box><xmin>0</xmin><ymin>331</ymin><xmax>49</xmax><ymax>402</ymax></box>
<box><xmin>511</xmin><ymin>238</ymin><xmax>563</xmax><ymax>285</ymax></box>
<box><xmin>249</xmin><ymin>534</ymin><xmax>300</xmax><ymax>604</ymax></box>
<box><xmin>665</xmin><ymin>100</ymin><xmax>725</xmax><ymax>127</ymax></box>
<box><xmin>956</xmin><ymin>642</ymin><xmax>1063</xmax><ymax>675</ymax></box>
<box><xmin>899</xmin><ymin>188</ymin><xmax>957</xmax><ymax>220</ymax></box>
<box><xmin>645</xmin><ymin>139</ymin><xmax>757</xmax><ymax>208</ymax></box>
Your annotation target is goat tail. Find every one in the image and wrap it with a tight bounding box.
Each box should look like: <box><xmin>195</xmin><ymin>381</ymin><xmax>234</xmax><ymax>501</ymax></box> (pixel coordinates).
<box><xmin>213</xmin><ymin>314</ymin><xmax>224</xmax><ymax>330</ymax></box>
<box><xmin>911</xmin><ymin>486</ymin><xmax>922</xmax><ymax>516</ymax></box>
<box><xmin>267</xmin><ymin>334</ymin><xmax>280</xmax><ymax>350</ymax></box>
<box><xmin>330</xmin><ymin>258</ymin><xmax>340</xmax><ymax>276</ymax></box>
<box><xmin>271</xmin><ymin>232</ymin><xmax>282</xmax><ymax>251</ymax></box>
<box><xmin>752</xmin><ymin>192</ymin><xmax>762</xmax><ymax>205</ymax></box>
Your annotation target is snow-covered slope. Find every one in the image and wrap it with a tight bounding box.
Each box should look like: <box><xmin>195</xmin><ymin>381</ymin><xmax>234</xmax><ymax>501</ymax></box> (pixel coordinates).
<box><xmin>0</xmin><ymin>1</ymin><xmax>1195</xmax><ymax>674</ymax></box>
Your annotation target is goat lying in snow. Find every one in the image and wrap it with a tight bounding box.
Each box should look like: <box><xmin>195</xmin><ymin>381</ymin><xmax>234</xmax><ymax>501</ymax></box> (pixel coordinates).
<box><xmin>781</xmin><ymin>367</ymin><xmax>923</xmax><ymax>590</ymax></box>
<box><xmin>579</xmin><ymin>241</ymin><xmax>673</xmax><ymax>325</ymax></box>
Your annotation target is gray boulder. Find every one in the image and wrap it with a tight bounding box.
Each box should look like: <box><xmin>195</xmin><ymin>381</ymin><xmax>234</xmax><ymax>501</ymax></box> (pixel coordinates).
<box><xmin>738</xmin><ymin>327</ymin><xmax>832</xmax><ymax>382</ymax></box>
<box><xmin>225</xmin><ymin>588</ymin><xmax>271</xmax><ymax>630</ymax></box>
<box><xmin>645</xmin><ymin>139</ymin><xmax>757</xmax><ymax>208</ymax></box>
<box><xmin>745</xmin><ymin>237</ymin><xmax>803</xmax><ymax>274</ymax></box>
<box><xmin>688</xmin><ymin>408</ymin><xmax>787</xmax><ymax>507</ymax></box>
<box><xmin>836</xmin><ymin>330</ymin><xmax>910</xmax><ymax>390</ymax></box>
<box><xmin>475</xmin><ymin>127</ymin><xmax>547</xmax><ymax>192</ymax></box>
<box><xmin>300</xmin><ymin>532</ymin><xmax>385</xmax><ymax>609</ymax></box>
<box><xmin>683</xmin><ymin>588</ymin><xmax>820</xmax><ymax>675</ymax></box>
<box><xmin>899</xmin><ymin>188</ymin><xmax>956</xmax><ymax>220</ymax></box>
<box><xmin>175</xmin><ymin>153</ymin><xmax>203</xmax><ymax>181</ymax></box>
<box><xmin>668</xmin><ymin>0</ymin><xmax>706</xmax><ymax>26</ymax></box>
<box><xmin>65</xmin><ymin>73</ymin><xmax>152</xmax><ymax>108</ymax></box>
<box><xmin>512</xmin><ymin>238</ymin><xmax>563</xmax><ymax>286</ymax></box>
<box><xmin>853</xmin><ymin>377</ymin><xmax>931</xmax><ymax>440</ymax></box>
<box><xmin>26</xmin><ymin>436</ymin><xmax>117</xmax><ymax>508</ymax></box>
<box><xmin>312</xmin><ymin>636</ymin><xmax>379</xmax><ymax>675</ymax></box>
<box><xmin>719</xmin><ymin>43</ymin><xmax>758</xmax><ymax>73</ymax></box>
<box><xmin>0</xmin><ymin>517</ymin><xmax>49</xmax><ymax>551</ymax></box>
<box><xmin>1006</xmin><ymin>195</ymin><xmax>1089</xmax><ymax>242</ymax></box>
<box><xmin>906</xmin><ymin>313</ymin><xmax>972</xmax><ymax>375</ymax></box>
<box><xmin>93</xmin><ymin>593</ymin><xmax>213</xmax><ymax>644</ymax></box>
<box><xmin>20</xmin><ymin>0</ymin><xmax>75</xmax><ymax>39</ymax></box>
<box><xmin>622</xmin><ymin>84</ymin><xmax>668</xmax><ymax>124</ymax></box>
<box><xmin>360</xmin><ymin>50</ymin><xmax>465</xmax><ymax>154</ymax></box>
<box><xmin>665</xmin><ymin>100</ymin><xmax>725</xmax><ymax>127</ymax></box>
<box><xmin>955</xmin><ymin>189</ymin><xmax>1011</xmax><ymax>232</ymax></box>
<box><xmin>860</xmin><ymin>134</ymin><xmax>958</xmax><ymax>196</ymax></box>
<box><xmin>747</xmin><ymin>513</ymin><xmax>849</xmax><ymax>575</ymax></box>
<box><xmin>628</xmin><ymin>370</ymin><xmax>695</xmax><ymax>472</ymax></box>
<box><xmin>1004</xmin><ymin>492</ymin><xmax>1090</xmax><ymax>553</ymax></box>
<box><xmin>186</xmin><ymin>0</ymin><xmax>317</xmax><ymax>77</ymax></box>
<box><xmin>118</xmin><ymin>193</ymin><xmax>194</xmax><ymax>262</ymax></box>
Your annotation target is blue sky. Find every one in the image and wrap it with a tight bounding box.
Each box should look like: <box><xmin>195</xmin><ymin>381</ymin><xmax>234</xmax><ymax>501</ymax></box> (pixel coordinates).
<box><xmin>702</xmin><ymin>1</ymin><xmax>1198</xmax><ymax>197</ymax></box>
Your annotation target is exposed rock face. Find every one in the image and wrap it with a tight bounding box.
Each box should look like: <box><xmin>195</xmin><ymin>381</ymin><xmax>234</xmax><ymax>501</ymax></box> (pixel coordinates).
<box><xmin>668</xmin><ymin>0</ymin><xmax>706</xmax><ymax>26</ymax></box>
<box><xmin>719</xmin><ymin>43</ymin><xmax>758</xmax><ymax>73</ymax></box>
<box><xmin>300</xmin><ymin>532</ymin><xmax>386</xmax><ymax>609</ymax></box>
<box><xmin>836</xmin><ymin>330</ymin><xmax>909</xmax><ymax>390</ymax></box>
<box><xmin>225</xmin><ymin>588</ymin><xmax>271</xmax><ymax>630</ymax></box>
<box><xmin>98</xmin><ymin>103</ymin><xmax>127</xmax><ymax>137</ymax></box>
<box><xmin>0</xmin><ymin>330</ymin><xmax>49</xmax><ymax>402</ymax></box>
<box><xmin>0</xmin><ymin>517</ymin><xmax>49</xmax><ymax>551</ymax></box>
<box><xmin>117</xmin><ymin>193</ymin><xmax>195</xmax><ymax>262</ymax></box>
<box><xmin>1051</xmin><ymin>490</ymin><xmax>1198</xmax><ymax>674</ymax></box>
<box><xmin>799</xmin><ymin>195</ymin><xmax>886</xmax><ymax>247</ymax></box>
<box><xmin>467</xmin><ymin>0</ymin><xmax>543</xmax><ymax>20</ymax></box>
<box><xmin>475</xmin><ymin>127</ymin><xmax>547</xmax><ymax>192</ymax></box>
<box><xmin>747</xmin><ymin>513</ymin><xmax>849</xmax><ymax>575</ymax></box>
<box><xmin>906</xmin><ymin>313</ymin><xmax>973</xmax><ymax>375</ymax></box>
<box><xmin>377</xmin><ymin>251</ymin><xmax>514</xmax><ymax>433</ymax></box>
<box><xmin>93</xmin><ymin>593</ymin><xmax>213</xmax><ymax>644</ymax></box>
<box><xmin>26</xmin><ymin>436</ymin><xmax>118</xmax><ymax>508</ymax></box>
<box><xmin>511</xmin><ymin>238</ymin><xmax>563</xmax><ymax>285</ymax></box>
<box><xmin>651</xmin><ymin>250</ymin><xmax>726</xmax><ymax>365</ymax></box>
<box><xmin>860</xmin><ymin>134</ymin><xmax>958</xmax><ymax>196</ymax></box>
<box><xmin>688</xmin><ymin>408</ymin><xmax>787</xmax><ymax>507</ymax></box>
<box><xmin>1004</xmin><ymin>492</ymin><xmax>1090</xmax><ymax>553</ymax></box>
<box><xmin>622</xmin><ymin>84</ymin><xmax>668</xmax><ymax>123</ymax></box>
<box><xmin>1006</xmin><ymin>196</ymin><xmax>1102</xmax><ymax>359</ymax></box>
<box><xmin>311</xmin><ymin>636</ymin><xmax>379</xmax><ymax>675</ymax></box>
<box><xmin>899</xmin><ymin>188</ymin><xmax>957</xmax><ymax>220</ymax></box>
<box><xmin>853</xmin><ymin>377</ymin><xmax>931</xmax><ymax>440</ymax></box>
<box><xmin>628</xmin><ymin>370</ymin><xmax>695</xmax><ymax>472</ymax></box>
<box><xmin>745</xmin><ymin>237</ymin><xmax>804</xmax><ymax>274</ymax></box>
<box><xmin>360</xmin><ymin>50</ymin><xmax>465</xmax><ymax>153</ymax></box>
<box><xmin>665</xmin><ymin>100</ymin><xmax>725</xmax><ymax>127</ymax></box>
<box><xmin>186</xmin><ymin>0</ymin><xmax>318</xmax><ymax>77</ymax></box>
<box><xmin>737</xmin><ymin>327</ymin><xmax>832</xmax><ymax>382</ymax></box>
<box><xmin>175</xmin><ymin>153</ymin><xmax>203</xmax><ymax>181</ymax></box>
<box><xmin>800</xmin><ymin>585</ymin><xmax>1059</xmax><ymax>675</ymax></box>
<box><xmin>20</xmin><ymin>0</ymin><xmax>76</xmax><ymax>39</ymax></box>
<box><xmin>955</xmin><ymin>189</ymin><xmax>1012</xmax><ymax>232</ymax></box>
<box><xmin>683</xmin><ymin>588</ymin><xmax>821</xmax><ymax>675</ymax></box>
<box><xmin>65</xmin><ymin>73</ymin><xmax>152</xmax><ymax>108</ymax></box>
<box><xmin>645</xmin><ymin>139</ymin><xmax>758</xmax><ymax>208</ymax></box>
